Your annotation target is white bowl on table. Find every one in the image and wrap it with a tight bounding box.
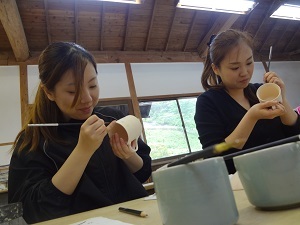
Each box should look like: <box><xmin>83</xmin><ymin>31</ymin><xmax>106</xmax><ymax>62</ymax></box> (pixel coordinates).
<box><xmin>152</xmin><ymin>157</ymin><xmax>239</xmax><ymax>225</ymax></box>
<box><xmin>233</xmin><ymin>142</ymin><xmax>300</xmax><ymax>210</ymax></box>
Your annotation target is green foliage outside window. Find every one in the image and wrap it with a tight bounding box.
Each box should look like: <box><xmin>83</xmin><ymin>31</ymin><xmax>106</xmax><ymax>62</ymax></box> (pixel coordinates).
<box><xmin>141</xmin><ymin>98</ymin><xmax>202</xmax><ymax>160</ymax></box>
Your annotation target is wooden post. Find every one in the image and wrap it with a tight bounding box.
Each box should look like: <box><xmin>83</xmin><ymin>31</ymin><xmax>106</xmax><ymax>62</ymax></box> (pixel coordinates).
<box><xmin>19</xmin><ymin>63</ymin><xmax>29</xmax><ymax>126</ymax></box>
<box><xmin>124</xmin><ymin>62</ymin><xmax>147</xmax><ymax>143</ymax></box>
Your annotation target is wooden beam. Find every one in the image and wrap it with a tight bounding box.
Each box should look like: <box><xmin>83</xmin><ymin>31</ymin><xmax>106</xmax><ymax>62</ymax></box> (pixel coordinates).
<box><xmin>4</xmin><ymin>49</ymin><xmax>300</xmax><ymax>66</ymax></box>
<box><xmin>74</xmin><ymin>0</ymin><xmax>79</xmax><ymax>44</ymax></box>
<box><xmin>43</xmin><ymin>0</ymin><xmax>51</xmax><ymax>44</ymax></box>
<box><xmin>0</xmin><ymin>52</ymin><xmax>8</xmax><ymax>65</ymax></box>
<box><xmin>26</xmin><ymin>50</ymin><xmax>202</xmax><ymax>64</ymax></box>
<box><xmin>272</xmin><ymin>21</ymin><xmax>290</xmax><ymax>50</ymax></box>
<box><xmin>124</xmin><ymin>62</ymin><xmax>147</xmax><ymax>142</ymax></box>
<box><xmin>183</xmin><ymin>11</ymin><xmax>197</xmax><ymax>52</ymax></box>
<box><xmin>283</xmin><ymin>25</ymin><xmax>300</xmax><ymax>53</ymax></box>
<box><xmin>83</xmin><ymin>51</ymin><xmax>202</xmax><ymax>63</ymax></box>
<box><xmin>197</xmin><ymin>13</ymin><xmax>240</xmax><ymax>58</ymax></box>
<box><xmin>0</xmin><ymin>0</ymin><xmax>29</xmax><ymax>61</ymax></box>
<box><xmin>164</xmin><ymin>7</ymin><xmax>177</xmax><ymax>51</ymax></box>
<box><xmin>123</xmin><ymin>4</ymin><xmax>131</xmax><ymax>51</ymax></box>
<box><xmin>196</xmin><ymin>13</ymin><xmax>217</xmax><ymax>55</ymax></box>
<box><xmin>99</xmin><ymin>2</ymin><xmax>105</xmax><ymax>51</ymax></box>
<box><xmin>19</xmin><ymin>63</ymin><xmax>29</xmax><ymax>126</ymax></box>
<box><xmin>124</xmin><ymin>62</ymin><xmax>140</xmax><ymax>117</ymax></box>
<box><xmin>258</xmin><ymin>21</ymin><xmax>277</xmax><ymax>53</ymax></box>
<box><xmin>145</xmin><ymin>0</ymin><xmax>157</xmax><ymax>51</ymax></box>
<box><xmin>241</xmin><ymin>10</ymin><xmax>253</xmax><ymax>31</ymax></box>
<box><xmin>255</xmin><ymin>51</ymin><xmax>291</xmax><ymax>62</ymax></box>
<box><xmin>252</xmin><ymin>0</ymin><xmax>280</xmax><ymax>40</ymax></box>
<box><xmin>0</xmin><ymin>51</ymin><xmax>16</xmax><ymax>65</ymax></box>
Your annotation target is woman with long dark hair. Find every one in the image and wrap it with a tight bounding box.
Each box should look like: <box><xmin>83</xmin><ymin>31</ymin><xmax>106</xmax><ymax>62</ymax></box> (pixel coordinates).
<box><xmin>195</xmin><ymin>29</ymin><xmax>300</xmax><ymax>174</ymax></box>
<box><xmin>8</xmin><ymin>42</ymin><xmax>152</xmax><ymax>224</ymax></box>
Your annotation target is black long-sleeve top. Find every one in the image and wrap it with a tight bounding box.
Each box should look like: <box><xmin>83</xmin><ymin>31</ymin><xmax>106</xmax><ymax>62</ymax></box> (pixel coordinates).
<box><xmin>195</xmin><ymin>83</ymin><xmax>300</xmax><ymax>174</ymax></box>
<box><xmin>8</xmin><ymin>107</ymin><xmax>152</xmax><ymax>224</ymax></box>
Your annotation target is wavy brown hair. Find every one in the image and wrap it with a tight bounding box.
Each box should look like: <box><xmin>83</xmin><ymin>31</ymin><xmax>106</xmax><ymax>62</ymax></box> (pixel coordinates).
<box><xmin>12</xmin><ymin>42</ymin><xmax>97</xmax><ymax>154</ymax></box>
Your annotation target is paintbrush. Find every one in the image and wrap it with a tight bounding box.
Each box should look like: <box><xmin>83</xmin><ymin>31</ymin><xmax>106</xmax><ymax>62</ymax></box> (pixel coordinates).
<box><xmin>167</xmin><ymin>142</ymin><xmax>233</xmax><ymax>167</ymax></box>
<box><xmin>224</xmin><ymin>134</ymin><xmax>300</xmax><ymax>160</ymax></box>
<box><xmin>267</xmin><ymin>45</ymin><xmax>273</xmax><ymax>72</ymax></box>
<box><xmin>28</xmin><ymin>122</ymin><xmax>110</xmax><ymax>127</ymax></box>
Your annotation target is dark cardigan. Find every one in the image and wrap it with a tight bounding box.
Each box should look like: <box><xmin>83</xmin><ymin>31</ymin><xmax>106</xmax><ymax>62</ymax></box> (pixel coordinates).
<box><xmin>195</xmin><ymin>83</ymin><xmax>300</xmax><ymax>174</ymax></box>
<box><xmin>8</xmin><ymin>107</ymin><xmax>152</xmax><ymax>224</ymax></box>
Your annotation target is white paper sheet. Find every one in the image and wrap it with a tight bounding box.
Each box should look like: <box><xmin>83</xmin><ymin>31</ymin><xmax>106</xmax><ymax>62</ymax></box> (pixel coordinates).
<box><xmin>144</xmin><ymin>193</ymin><xmax>156</xmax><ymax>200</ymax></box>
<box><xmin>70</xmin><ymin>217</ymin><xmax>133</xmax><ymax>225</ymax></box>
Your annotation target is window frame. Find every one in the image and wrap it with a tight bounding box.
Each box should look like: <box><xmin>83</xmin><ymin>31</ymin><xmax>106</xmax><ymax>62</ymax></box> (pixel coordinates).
<box><xmin>98</xmin><ymin>92</ymin><xmax>202</xmax><ymax>165</ymax></box>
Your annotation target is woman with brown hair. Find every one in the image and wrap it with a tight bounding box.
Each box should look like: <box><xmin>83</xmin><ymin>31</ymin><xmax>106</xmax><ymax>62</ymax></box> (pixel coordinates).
<box><xmin>194</xmin><ymin>29</ymin><xmax>300</xmax><ymax>174</ymax></box>
<box><xmin>8</xmin><ymin>42</ymin><xmax>152</xmax><ymax>224</ymax></box>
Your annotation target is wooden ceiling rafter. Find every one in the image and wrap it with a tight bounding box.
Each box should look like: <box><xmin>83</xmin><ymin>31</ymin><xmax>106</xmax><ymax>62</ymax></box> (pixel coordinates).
<box><xmin>196</xmin><ymin>13</ymin><xmax>218</xmax><ymax>57</ymax></box>
<box><xmin>43</xmin><ymin>0</ymin><xmax>51</xmax><ymax>44</ymax></box>
<box><xmin>74</xmin><ymin>0</ymin><xmax>79</xmax><ymax>44</ymax></box>
<box><xmin>258</xmin><ymin>21</ymin><xmax>277</xmax><ymax>53</ymax></box>
<box><xmin>183</xmin><ymin>11</ymin><xmax>197</xmax><ymax>52</ymax></box>
<box><xmin>264</xmin><ymin>0</ymin><xmax>291</xmax><ymax>55</ymax></box>
<box><xmin>241</xmin><ymin>10</ymin><xmax>253</xmax><ymax>31</ymax></box>
<box><xmin>122</xmin><ymin>4</ymin><xmax>131</xmax><ymax>51</ymax></box>
<box><xmin>197</xmin><ymin>14</ymin><xmax>218</xmax><ymax>47</ymax></box>
<box><xmin>272</xmin><ymin>21</ymin><xmax>290</xmax><ymax>52</ymax></box>
<box><xmin>99</xmin><ymin>2</ymin><xmax>105</xmax><ymax>51</ymax></box>
<box><xmin>27</xmin><ymin>50</ymin><xmax>201</xmax><ymax>64</ymax></box>
<box><xmin>144</xmin><ymin>0</ymin><xmax>157</xmax><ymax>51</ymax></box>
<box><xmin>165</xmin><ymin>7</ymin><xmax>177</xmax><ymax>51</ymax></box>
<box><xmin>197</xmin><ymin>13</ymin><xmax>240</xmax><ymax>58</ymax></box>
<box><xmin>282</xmin><ymin>25</ymin><xmax>300</xmax><ymax>53</ymax></box>
<box><xmin>0</xmin><ymin>0</ymin><xmax>29</xmax><ymax>61</ymax></box>
<box><xmin>252</xmin><ymin>0</ymin><xmax>278</xmax><ymax>41</ymax></box>
<box><xmin>0</xmin><ymin>0</ymin><xmax>300</xmax><ymax>63</ymax></box>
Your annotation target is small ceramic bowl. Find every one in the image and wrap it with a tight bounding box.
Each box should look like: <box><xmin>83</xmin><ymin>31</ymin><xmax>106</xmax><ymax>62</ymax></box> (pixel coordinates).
<box><xmin>233</xmin><ymin>142</ymin><xmax>300</xmax><ymax>210</ymax></box>
<box><xmin>152</xmin><ymin>157</ymin><xmax>239</xmax><ymax>225</ymax></box>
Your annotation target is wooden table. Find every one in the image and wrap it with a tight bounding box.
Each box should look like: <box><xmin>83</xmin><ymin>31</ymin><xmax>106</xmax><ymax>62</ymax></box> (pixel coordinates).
<box><xmin>34</xmin><ymin>189</ymin><xmax>300</xmax><ymax>225</ymax></box>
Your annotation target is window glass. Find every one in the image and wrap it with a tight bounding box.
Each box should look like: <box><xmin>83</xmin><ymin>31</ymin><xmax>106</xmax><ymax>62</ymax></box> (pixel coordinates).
<box><xmin>97</xmin><ymin>101</ymin><xmax>131</xmax><ymax>116</ymax></box>
<box><xmin>97</xmin><ymin>98</ymin><xmax>202</xmax><ymax>161</ymax></box>
<box><xmin>178</xmin><ymin>98</ymin><xmax>202</xmax><ymax>152</ymax></box>
<box><xmin>140</xmin><ymin>98</ymin><xmax>202</xmax><ymax>160</ymax></box>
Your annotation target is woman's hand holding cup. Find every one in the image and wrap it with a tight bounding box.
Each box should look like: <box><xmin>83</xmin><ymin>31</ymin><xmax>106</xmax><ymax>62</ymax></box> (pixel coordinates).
<box><xmin>107</xmin><ymin>116</ymin><xmax>144</xmax><ymax>172</ymax></box>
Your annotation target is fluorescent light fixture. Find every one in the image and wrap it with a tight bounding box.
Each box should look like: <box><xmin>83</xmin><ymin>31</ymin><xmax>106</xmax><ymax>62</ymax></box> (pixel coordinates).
<box><xmin>177</xmin><ymin>0</ymin><xmax>258</xmax><ymax>14</ymax></box>
<box><xmin>270</xmin><ymin>4</ymin><xmax>300</xmax><ymax>21</ymax></box>
<box><xmin>94</xmin><ymin>0</ymin><xmax>141</xmax><ymax>4</ymax></box>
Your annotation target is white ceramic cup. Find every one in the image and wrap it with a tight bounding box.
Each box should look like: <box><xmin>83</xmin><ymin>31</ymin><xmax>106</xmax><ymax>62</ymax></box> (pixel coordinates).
<box><xmin>256</xmin><ymin>83</ymin><xmax>282</xmax><ymax>103</ymax></box>
<box><xmin>233</xmin><ymin>142</ymin><xmax>300</xmax><ymax>210</ymax></box>
<box><xmin>152</xmin><ymin>157</ymin><xmax>239</xmax><ymax>225</ymax></box>
<box><xmin>108</xmin><ymin>115</ymin><xmax>142</xmax><ymax>151</ymax></box>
